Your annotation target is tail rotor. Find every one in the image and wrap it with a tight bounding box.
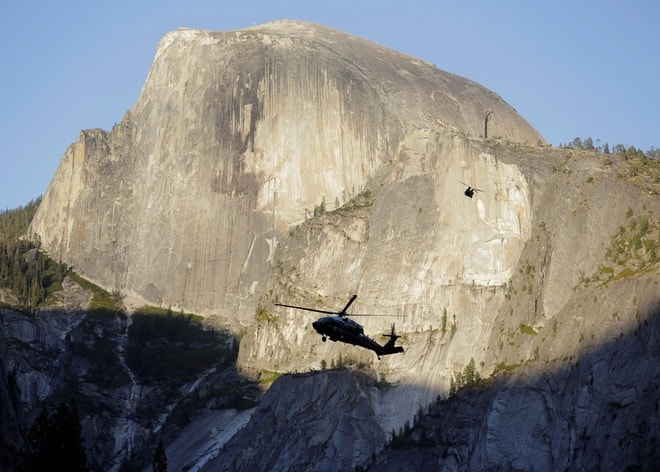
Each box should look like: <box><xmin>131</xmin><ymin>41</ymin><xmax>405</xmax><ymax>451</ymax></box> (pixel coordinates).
<box><xmin>383</xmin><ymin>323</ymin><xmax>399</xmax><ymax>341</ymax></box>
<box><xmin>382</xmin><ymin>324</ymin><xmax>404</xmax><ymax>354</ymax></box>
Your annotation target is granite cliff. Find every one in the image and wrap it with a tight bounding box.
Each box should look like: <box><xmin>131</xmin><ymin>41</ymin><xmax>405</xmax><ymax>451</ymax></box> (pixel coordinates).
<box><xmin>5</xmin><ymin>20</ymin><xmax>656</xmax><ymax>470</ymax></box>
<box><xmin>29</xmin><ymin>20</ymin><xmax>543</xmax><ymax>323</ymax></box>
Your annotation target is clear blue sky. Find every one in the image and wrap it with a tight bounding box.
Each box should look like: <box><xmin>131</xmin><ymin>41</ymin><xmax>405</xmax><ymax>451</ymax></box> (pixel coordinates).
<box><xmin>1</xmin><ymin>0</ymin><xmax>658</xmax><ymax>210</ymax></box>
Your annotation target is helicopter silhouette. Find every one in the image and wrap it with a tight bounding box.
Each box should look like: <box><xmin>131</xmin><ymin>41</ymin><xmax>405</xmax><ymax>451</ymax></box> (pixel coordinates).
<box><xmin>459</xmin><ymin>180</ymin><xmax>483</xmax><ymax>199</ymax></box>
<box><xmin>275</xmin><ymin>294</ymin><xmax>404</xmax><ymax>359</ymax></box>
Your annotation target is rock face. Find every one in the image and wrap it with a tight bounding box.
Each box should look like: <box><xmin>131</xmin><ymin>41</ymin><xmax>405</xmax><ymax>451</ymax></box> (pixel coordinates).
<box><xmin>232</xmin><ymin>143</ymin><xmax>659</xmax><ymax>470</ymax></box>
<box><xmin>0</xmin><ymin>312</ymin><xmax>24</xmax><ymax>472</ymax></box>
<box><xmin>29</xmin><ymin>20</ymin><xmax>544</xmax><ymax>324</ymax></box>
<box><xmin>368</xmin><ymin>307</ymin><xmax>660</xmax><ymax>471</ymax></box>
<box><xmin>16</xmin><ymin>19</ymin><xmax>660</xmax><ymax>471</ymax></box>
<box><xmin>209</xmin><ymin>370</ymin><xmax>387</xmax><ymax>471</ymax></box>
<box><xmin>0</xmin><ymin>281</ymin><xmax>251</xmax><ymax>471</ymax></box>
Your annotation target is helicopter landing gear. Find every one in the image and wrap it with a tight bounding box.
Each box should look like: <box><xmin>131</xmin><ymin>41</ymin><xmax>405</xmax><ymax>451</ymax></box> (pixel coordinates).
<box><xmin>322</xmin><ymin>336</ymin><xmax>327</xmax><ymax>342</ymax></box>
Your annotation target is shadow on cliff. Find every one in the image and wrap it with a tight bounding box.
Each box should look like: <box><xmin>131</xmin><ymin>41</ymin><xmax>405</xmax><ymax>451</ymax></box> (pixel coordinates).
<box><xmin>0</xmin><ymin>305</ymin><xmax>261</xmax><ymax>472</ymax></box>
<box><xmin>364</xmin><ymin>307</ymin><xmax>660</xmax><ymax>471</ymax></box>
<box><xmin>4</xmin><ymin>303</ymin><xmax>659</xmax><ymax>471</ymax></box>
<box><xmin>193</xmin><ymin>300</ymin><xmax>660</xmax><ymax>472</ymax></box>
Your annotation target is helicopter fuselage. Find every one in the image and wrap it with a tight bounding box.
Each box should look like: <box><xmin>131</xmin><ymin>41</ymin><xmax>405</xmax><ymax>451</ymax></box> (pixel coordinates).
<box><xmin>312</xmin><ymin>315</ymin><xmax>402</xmax><ymax>358</ymax></box>
<box><xmin>313</xmin><ymin>315</ymin><xmax>365</xmax><ymax>342</ymax></box>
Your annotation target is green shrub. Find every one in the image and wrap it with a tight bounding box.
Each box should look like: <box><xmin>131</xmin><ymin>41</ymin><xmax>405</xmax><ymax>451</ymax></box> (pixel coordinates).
<box><xmin>520</xmin><ymin>324</ymin><xmax>537</xmax><ymax>335</ymax></box>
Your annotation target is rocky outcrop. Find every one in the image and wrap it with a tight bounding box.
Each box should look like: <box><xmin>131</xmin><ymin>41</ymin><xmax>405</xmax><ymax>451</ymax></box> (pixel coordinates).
<box><xmin>209</xmin><ymin>371</ymin><xmax>388</xmax><ymax>471</ymax></box>
<box><xmin>0</xmin><ymin>310</ymin><xmax>24</xmax><ymax>472</ymax></box>
<box><xmin>0</xmin><ymin>277</ymin><xmax>251</xmax><ymax>471</ymax></box>
<box><xmin>368</xmin><ymin>306</ymin><xmax>660</xmax><ymax>471</ymax></box>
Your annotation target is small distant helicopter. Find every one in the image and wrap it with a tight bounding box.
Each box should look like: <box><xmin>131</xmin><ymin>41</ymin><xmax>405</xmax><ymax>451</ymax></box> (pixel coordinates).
<box><xmin>459</xmin><ymin>180</ymin><xmax>483</xmax><ymax>199</ymax></box>
<box><xmin>275</xmin><ymin>295</ymin><xmax>404</xmax><ymax>359</ymax></box>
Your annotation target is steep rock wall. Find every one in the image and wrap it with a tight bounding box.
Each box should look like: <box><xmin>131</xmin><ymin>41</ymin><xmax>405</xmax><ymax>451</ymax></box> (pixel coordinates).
<box><xmin>237</xmin><ymin>140</ymin><xmax>659</xmax><ymax>435</ymax></box>
<box><xmin>207</xmin><ymin>371</ymin><xmax>388</xmax><ymax>471</ymax></box>
<box><xmin>237</xmin><ymin>129</ymin><xmax>541</xmax><ymax>429</ymax></box>
<box><xmin>367</xmin><ymin>302</ymin><xmax>660</xmax><ymax>471</ymax></box>
<box><xmin>30</xmin><ymin>21</ymin><xmax>544</xmax><ymax>325</ymax></box>
<box><xmin>0</xmin><ymin>312</ymin><xmax>24</xmax><ymax>471</ymax></box>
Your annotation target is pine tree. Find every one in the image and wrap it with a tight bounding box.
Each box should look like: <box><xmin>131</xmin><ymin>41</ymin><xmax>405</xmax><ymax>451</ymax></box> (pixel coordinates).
<box><xmin>153</xmin><ymin>440</ymin><xmax>168</xmax><ymax>472</ymax></box>
<box><xmin>53</xmin><ymin>400</ymin><xmax>88</xmax><ymax>471</ymax></box>
<box><xmin>24</xmin><ymin>409</ymin><xmax>55</xmax><ymax>471</ymax></box>
<box><xmin>464</xmin><ymin>358</ymin><xmax>476</xmax><ymax>386</ymax></box>
<box><xmin>23</xmin><ymin>401</ymin><xmax>88</xmax><ymax>471</ymax></box>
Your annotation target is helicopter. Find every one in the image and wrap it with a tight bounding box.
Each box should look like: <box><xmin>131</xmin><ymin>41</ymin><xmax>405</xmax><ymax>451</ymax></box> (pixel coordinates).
<box><xmin>275</xmin><ymin>294</ymin><xmax>404</xmax><ymax>359</ymax></box>
<box><xmin>459</xmin><ymin>180</ymin><xmax>484</xmax><ymax>199</ymax></box>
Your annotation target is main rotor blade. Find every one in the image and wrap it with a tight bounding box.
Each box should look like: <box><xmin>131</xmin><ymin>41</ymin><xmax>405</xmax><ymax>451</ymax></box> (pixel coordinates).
<box><xmin>349</xmin><ymin>313</ymin><xmax>405</xmax><ymax>317</ymax></box>
<box><xmin>459</xmin><ymin>180</ymin><xmax>483</xmax><ymax>192</ymax></box>
<box><xmin>275</xmin><ymin>303</ymin><xmax>338</xmax><ymax>315</ymax></box>
<box><xmin>339</xmin><ymin>294</ymin><xmax>358</xmax><ymax>316</ymax></box>
<box><xmin>276</xmin><ymin>296</ymin><xmax>407</xmax><ymax>318</ymax></box>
